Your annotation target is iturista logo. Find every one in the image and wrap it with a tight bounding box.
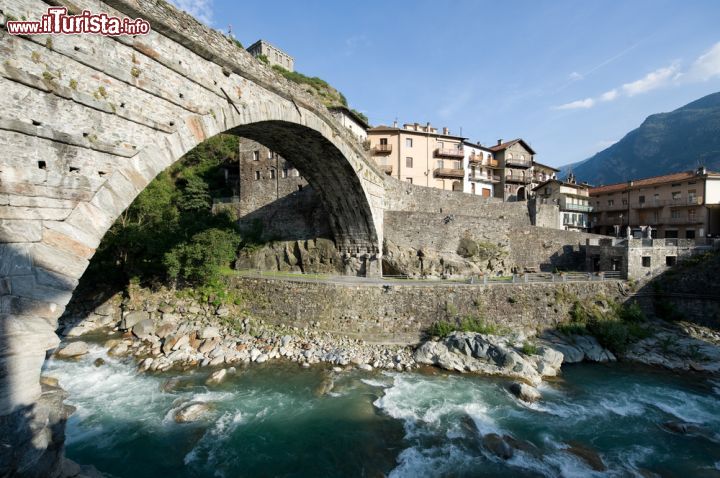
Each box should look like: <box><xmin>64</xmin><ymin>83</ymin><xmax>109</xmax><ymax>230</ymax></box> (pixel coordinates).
<box><xmin>5</xmin><ymin>7</ymin><xmax>151</xmax><ymax>36</ymax></box>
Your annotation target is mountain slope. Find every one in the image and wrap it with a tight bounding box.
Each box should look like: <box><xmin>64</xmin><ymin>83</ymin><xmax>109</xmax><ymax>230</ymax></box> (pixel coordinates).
<box><xmin>561</xmin><ymin>92</ymin><xmax>720</xmax><ymax>185</ymax></box>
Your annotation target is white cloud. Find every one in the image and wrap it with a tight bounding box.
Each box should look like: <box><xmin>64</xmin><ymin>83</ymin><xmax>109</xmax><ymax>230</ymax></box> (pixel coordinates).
<box><xmin>555</xmin><ymin>98</ymin><xmax>595</xmax><ymax>110</ymax></box>
<box><xmin>167</xmin><ymin>0</ymin><xmax>214</xmax><ymax>26</ymax></box>
<box><xmin>569</xmin><ymin>71</ymin><xmax>584</xmax><ymax>81</ymax></box>
<box><xmin>620</xmin><ymin>64</ymin><xmax>678</xmax><ymax>96</ymax></box>
<box><xmin>683</xmin><ymin>41</ymin><xmax>720</xmax><ymax>82</ymax></box>
<box><xmin>553</xmin><ymin>41</ymin><xmax>720</xmax><ymax>111</ymax></box>
<box><xmin>600</xmin><ymin>89</ymin><xmax>618</xmax><ymax>102</ymax></box>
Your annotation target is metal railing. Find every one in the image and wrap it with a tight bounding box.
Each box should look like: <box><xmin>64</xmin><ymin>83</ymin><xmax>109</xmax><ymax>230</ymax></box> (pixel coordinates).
<box><xmin>435</xmin><ymin>147</ymin><xmax>465</xmax><ymax>158</ymax></box>
<box><xmin>505</xmin><ymin>158</ymin><xmax>532</xmax><ymax>167</ymax></box>
<box><xmin>373</xmin><ymin>143</ymin><xmax>392</xmax><ymax>154</ymax></box>
<box><xmin>561</xmin><ymin>203</ymin><xmax>594</xmax><ymax>212</ymax></box>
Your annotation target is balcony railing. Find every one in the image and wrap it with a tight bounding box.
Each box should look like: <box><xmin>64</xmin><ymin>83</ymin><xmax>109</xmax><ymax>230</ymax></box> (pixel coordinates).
<box><xmin>468</xmin><ymin>156</ymin><xmax>499</xmax><ymax>168</ymax></box>
<box><xmin>562</xmin><ymin>203</ymin><xmax>594</xmax><ymax>212</ymax></box>
<box><xmin>434</xmin><ymin>168</ymin><xmax>464</xmax><ymax>179</ymax></box>
<box><xmin>505</xmin><ymin>157</ymin><xmax>532</xmax><ymax>168</ymax></box>
<box><xmin>592</xmin><ymin>202</ymin><xmax>628</xmax><ymax>212</ymax></box>
<box><xmin>373</xmin><ymin>143</ymin><xmax>392</xmax><ymax>154</ymax></box>
<box><xmin>664</xmin><ymin>216</ymin><xmax>703</xmax><ymax>225</ymax></box>
<box><xmin>470</xmin><ymin>173</ymin><xmax>500</xmax><ymax>182</ymax></box>
<box><xmin>631</xmin><ymin>197</ymin><xmax>704</xmax><ymax>208</ymax></box>
<box><xmin>505</xmin><ymin>173</ymin><xmax>530</xmax><ymax>183</ymax></box>
<box><xmin>434</xmin><ymin>147</ymin><xmax>464</xmax><ymax>158</ymax></box>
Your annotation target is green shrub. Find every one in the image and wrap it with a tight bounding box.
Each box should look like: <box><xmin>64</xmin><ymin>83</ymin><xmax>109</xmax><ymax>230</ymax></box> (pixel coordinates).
<box><xmin>459</xmin><ymin>316</ymin><xmax>498</xmax><ymax>335</ymax></box>
<box><xmin>164</xmin><ymin>228</ymin><xmax>241</xmax><ymax>285</ymax></box>
<box><xmin>428</xmin><ymin>320</ymin><xmax>454</xmax><ymax>338</ymax></box>
<box><xmin>521</xmin><ymin>342</ymin><xmax>538</xmax><ymax>355</ymax></box>
<box><xmin>618</xmin><ymin>301</ymin><xmax>645</xmax><ymax>322</ymax></box>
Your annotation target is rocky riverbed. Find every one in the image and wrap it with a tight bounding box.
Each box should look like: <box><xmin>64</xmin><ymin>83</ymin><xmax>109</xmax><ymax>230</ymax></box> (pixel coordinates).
<box><xmin>55</xmin><ymin>292</ymin><xmax>720</xmax><ymax>410</ymax></box>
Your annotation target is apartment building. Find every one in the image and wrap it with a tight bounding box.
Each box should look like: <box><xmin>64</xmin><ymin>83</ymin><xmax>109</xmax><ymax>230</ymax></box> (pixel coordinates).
<box><xmin>534</xmin><ymin>174</ymin><xmax>592</xmax><ymax>232</ymax></box>
<box><xmin>367</xmin><ymin>122</ymin><xmax>466</xmax><ymax>190</ymax></box>
<box><xmin>589</xmin><ymin>167</ymin><xmax>720</xmax><ymax>239</ymax></box>
<box><xmin>246</xmin><ymin>39</ymin><xmax>295</xmax><ymax>71</ymax></box>
<box><xmin>327</xmin><ymin>106</ymin><xmax>369</xmax><ymax>142</ymax></box>
<box><xmin>489</xmin><ymin>139</ymin><xmax>536</xmax><ymax>201</ymax></box>
<box><xmin>463</xmin><ymin>141</ymin><xmax>499</xmax><ymax>197</ymax></box>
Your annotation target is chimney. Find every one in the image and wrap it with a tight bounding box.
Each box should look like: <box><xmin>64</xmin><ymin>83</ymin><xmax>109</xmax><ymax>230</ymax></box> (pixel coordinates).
<box><xmin>442</xmin><ymin>127</ymin><xmax>449</xmax><ymax>135</ymax></box>
<box><xmin>426</xmin><ymin>121</ymin><xmax>431</xmax><ymax>130</ymax></box>
<box><xmin>392</xmin><ymin>120</ymin><xmax>398</xmax><ymax>128</ymax></box>
<box><xmin>497</xmin><ymin>139</ymin><xmax>503</xmax><ymax>146</ymax></box>
<box><xmin>414</xmin><ymin>122</ymin><xmax>419</xmax><ymax>131</ymax></box>
<box><xmin>697</xmin><ymin>166</ymin><xmax>707</xmax><ymax>176</ymax></box>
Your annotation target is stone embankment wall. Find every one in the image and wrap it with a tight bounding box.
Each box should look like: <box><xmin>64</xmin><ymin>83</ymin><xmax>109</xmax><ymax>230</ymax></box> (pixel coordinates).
<box><xmin>383</xmin><ymin>211</ymin><xmax>604</xmax><ymax>277</ymax></box>
<box><xmin>228</xmin><ymin>277</ymin><xmax>629</xmax><ymax>343</ymax></box>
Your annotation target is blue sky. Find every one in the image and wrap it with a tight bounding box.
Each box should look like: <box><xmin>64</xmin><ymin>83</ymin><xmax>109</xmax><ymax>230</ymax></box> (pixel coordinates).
<box><xmin>171</xmin><ymin>0</ymin><xmax>720</xmax><ymax>168</ymax></box>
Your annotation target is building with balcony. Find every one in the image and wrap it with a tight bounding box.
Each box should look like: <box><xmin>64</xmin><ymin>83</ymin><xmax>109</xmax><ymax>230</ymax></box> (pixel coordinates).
<box><xmin>247</xmin><ymin>39</ymin><xmax>295</xmax><ymax>71</ymax></box>
<box><xmin>367</xmin><ymin>122</ymin><xmax>466</xmax><ymax>191</ymax></box>
<box><xmin>463</xmin><ymin>141</ymin><xmax>498</xmax><ymax>197</ymax></box>
<box><xmin>533</xmin><ymin>174</ymin><xmax>592</xmax><ymax>232</ymax></box>
<box><xmin>588</xmin><ymin>167</ymin><xmax>720</xmax><ymax>240</ymax></box>
<box><xmin>489</xmin><ymin>138</ymin><xmax>536</xmax><ymax>201</ymax></box>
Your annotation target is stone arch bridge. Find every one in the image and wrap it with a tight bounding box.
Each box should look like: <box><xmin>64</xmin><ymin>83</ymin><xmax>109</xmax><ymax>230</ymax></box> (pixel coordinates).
<box><xmin>0</xmin><ymin>0</ymin><xmax>390</xmax><ymax>472</ymax></box>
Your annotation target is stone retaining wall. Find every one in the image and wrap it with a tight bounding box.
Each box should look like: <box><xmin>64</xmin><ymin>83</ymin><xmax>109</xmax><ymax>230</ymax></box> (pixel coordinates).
<box><xmin>228</xmin><ymin>277</ymin><xmax>629</xmax><ymax>343</ymax></box>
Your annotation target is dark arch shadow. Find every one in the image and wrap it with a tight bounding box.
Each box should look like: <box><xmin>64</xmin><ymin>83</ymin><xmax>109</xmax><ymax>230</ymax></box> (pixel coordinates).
<box><xmin>229</xmin><ymin>121</ymin><xmax>378</xmax><ymax>257</ymax></box>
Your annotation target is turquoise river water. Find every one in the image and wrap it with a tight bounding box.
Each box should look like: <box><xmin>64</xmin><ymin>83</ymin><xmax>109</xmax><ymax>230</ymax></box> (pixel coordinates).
<box><xmin>43</xmin><ymin>344</ymin><xmax>720</xmax><ymax>477</ymax></box>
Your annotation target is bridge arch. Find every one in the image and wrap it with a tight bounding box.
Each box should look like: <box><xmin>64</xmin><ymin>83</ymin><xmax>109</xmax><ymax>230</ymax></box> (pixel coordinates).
<box><xmin>0</xmin><ymin>1</ymin><xmax>386</xmax><ymax>471</ymax></box>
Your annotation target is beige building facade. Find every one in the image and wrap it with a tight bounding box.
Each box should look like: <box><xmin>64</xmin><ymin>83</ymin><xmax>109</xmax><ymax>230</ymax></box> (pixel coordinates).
<box><xmin>589</xmin><ymin>168</ymin><xmax>720</xmax><ymax>240</ymax></box>
<box><xmin>368</xmin><ymin>122</ymin><xmax>466</xmax><ymax>191</ymax></box>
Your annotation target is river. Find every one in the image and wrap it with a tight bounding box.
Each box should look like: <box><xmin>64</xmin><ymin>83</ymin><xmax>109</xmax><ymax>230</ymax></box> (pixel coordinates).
<box><xmin>43</xmin><ymin>344</ymin><xmax>720</xmax><ymax>477</ymax></box>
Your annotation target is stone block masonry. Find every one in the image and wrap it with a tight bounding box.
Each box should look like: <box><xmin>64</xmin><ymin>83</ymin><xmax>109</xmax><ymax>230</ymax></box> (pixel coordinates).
<box><xmin>228</xmin><ymin>277</ymin><xmax>629</xmax><ymax>344</ymax></box>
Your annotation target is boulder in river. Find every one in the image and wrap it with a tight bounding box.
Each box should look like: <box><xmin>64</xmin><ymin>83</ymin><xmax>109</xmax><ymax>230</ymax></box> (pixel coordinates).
<box><xmin>132</xmin><ymin>319</ymin><xmax>156</xmax><ymax>340</ymax></box>
<box><xmin>482</xmin><ymin>433</ymin><xmax>514</xmax><ymax>460</ymax></box>
<box><xmin>565</xmin><ymin>441</ymin><xmax>606</xmax><ymax>471</ymax></box>
<box><xmin>206</xmin><ymin>368</ymin><xmax>227</xmax><ymax>385</ymax></box>
<box><xmin>509</xmin><ymin>382</ymin><xmax>541</xmax><ymax>402</ymax></box>
<box><xmin>55</xmin><ymin>341</ymin><xmax>89</xmax><ymax>359</ymax></box>
<box><xmin>121</xmin><ymin>311</ymin><xmax>149</xmax><ymax>331</ymax></box>
<box><xmin>174</xmin><ymin>402</ymin><xmax>211</xmax><ymax>423</ymax></box>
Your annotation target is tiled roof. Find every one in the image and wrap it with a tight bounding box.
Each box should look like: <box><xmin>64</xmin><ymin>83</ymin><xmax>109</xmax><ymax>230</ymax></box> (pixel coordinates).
<box><xmin>589</xmin><ymin>170</ymin><xmax>719</xmax><ymax>195</ymax></box>
<box><xmin>489</xmin><ymin>138</ymin><xmax>536</xmax><ymax>155</ymax></box>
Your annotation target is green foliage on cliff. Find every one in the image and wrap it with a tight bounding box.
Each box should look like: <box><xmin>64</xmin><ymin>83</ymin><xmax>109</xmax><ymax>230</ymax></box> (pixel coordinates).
<box><xmin>86</xmin><ymin>134</ymin><xmax>244</xmax><ymax>289</ymax></box>
<box><xmin>271</xmin><ymin>64</ymin><xmax>348</xmax><ymax>107</ymax></box>
<box><xmin>559</xmin><ymin>299</ymin><xmax>650</xmax><ymax>353</ymax></box>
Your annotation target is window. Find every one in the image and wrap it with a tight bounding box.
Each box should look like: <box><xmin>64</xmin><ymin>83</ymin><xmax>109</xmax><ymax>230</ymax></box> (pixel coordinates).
<box><xmin>686</xmin><ymin>229</ymin><xmax>695</xmax><ymax>239</ymax></box>
<box><xmin>298</xmin><ymin>184</ymin><xmax>303</xmax><ymax>191</ymax></box>
<box><xmin>639</xmin><ymin>195</ymin><xmax>645</xmax><ymax>204</ymax></box>
<box><xmin>671</xmin><ymin>209</ymin><xmax>680</xmax><ymax>219</ymax></box>
<box><xmin>436</xmin><ymin>160</ymin><xmax>443</xmax><ymax>168</ymax></box>
<box><xmin>267</xmin><ymin>150</ymin><xmax>273</xmax><ymax>159</ymax></box>
<box><xmin>254</xmin><ymin>171</ymin><xmax>260</xmax><ymax>180</ymax></box>
<box><xmin>270</xmin><ymin>169</ymin><xmax>276</xmax><ymax>179</ymax></box>
<box><xmin>406</xmin><ymin>138</ymin><xmax>413</xmax><ymax>147</ymax></box>
<box><xmin>406</xmin><ymin>157</ymin><xmax>413</xmax><ymax>168</ymax></box>
<box><xmin>671</xmin><ymin>183</ymin><xmax>681</xmax><ymax>187</ymax></box>
<box><xmin>688</xmin><ymin>189</ymin><xmax>696</xmax><ymax>203</ymax></box>
<box><xmin>689</xmin><ymin>208</ymin><xmax>696</xmax><ymax>221</ymax></box>
<box><xmin>622</xmin><ymin>199</ymin><xmax>628</xmax><ymax>205</ymax></box>
<box><xmin>671</xmin><ymin>191</ymin><xmax>681</xmax><ymax>201</ymax></box>
<box><xmin>642</xmin><ymin>257</ymin><xmax>651</xmax><ymax>267</ymax></box>
<box><xmin>281</xmin><ymin>169</ymin><xmax>288</xmax><ymax>178</ymax></box>
<box><xmin>666</xmin><ymin>256</ymin><xmax>676</xmax><ymax>266</ymax></box>
<box><xmin>608</xmin><ymin>199</ymin><xmax>614</xmax><ymax>206</ymax></box>
<box><xmin>380</xmin><ymin>138</ymin><xmax>388</xmax><ymax>145</ymax></box>
<box><xmin>253</xmin><ymin>151</ymin><xmax>259</xmax><ymax>161</ymax></box>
